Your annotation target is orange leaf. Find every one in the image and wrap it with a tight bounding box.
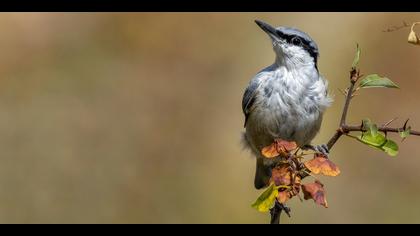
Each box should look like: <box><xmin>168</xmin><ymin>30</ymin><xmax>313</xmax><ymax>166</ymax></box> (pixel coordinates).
<box><xmin>277</xmin><ymin>191</ymin><xmax>289</xmax><ymax>204</ymax></box>
<box><xmin>270</xmin><ymin>164</ymin><xmax>292</xmax><ymax>186</ymax></box>
<box><xmin>261</xmin><ymin>142</ymin><xmax>281</xmax><ymax>158</ymax></box>
<box><xmin>261</xmin><ymin>139</ymin><xmax>298</xmax><ymax>158</ymax></box>
<box><xmin>276</xmin><ymin>140</ymin><xmax>298</xmax><ymax>152</ymax></box>
<box><xmin>304</xmin><ymin>154</ymin><xmax>341</xmax><ymax>177</ymax></box>
<box><xmin>301</xmin><ymin>180</ymin><xmax>328</xmax><ymax>208</ymax></box>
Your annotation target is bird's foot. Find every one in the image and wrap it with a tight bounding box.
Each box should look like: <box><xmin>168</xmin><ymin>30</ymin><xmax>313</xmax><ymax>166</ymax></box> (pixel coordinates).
<box><xmin>303</xmin><ymin>144</ymin><xmax>329</xmax><ymax>157</ymax></box>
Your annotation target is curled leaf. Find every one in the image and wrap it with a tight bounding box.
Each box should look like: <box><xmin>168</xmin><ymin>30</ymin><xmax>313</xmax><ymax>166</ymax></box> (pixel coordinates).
<box><xmin>356</xmin><ymin>132</ymin><xmax>399</xmax><ymax>157</ymax></box>
<box><xmin>251</xmin><ymin>184</ymin><xmax>279</xmax><ymax>212</ymax></box>
<box><xmin>304</xmin><ymin>154</ymin><xmax>341</xmax><ymax>177</ymax></box>
<box><xmin>352</xmin><ymin>44</ymin><xmax>361</xmax><ymax>69</ymax></box>
<box><xmin>359</xmin><ymin>74</ymin><xmax>399</xmax><ymax>89</ymax></box>
<box><xmin>357</xmin><ymin>131</ymin><xmax>387</xmax><ymax>148</ymax></box>
<box><xmin>261</xmin><ymin>139</ymin><xmax>297</xmax><ymax>158</ymax></box>
<box><xmin>301</xmin><ymin>180</ymin><xmax>328</xmax><ymax>208</ymax></box>
<box><xmin>382</xmin><ymin>139</ymin><xmax>399</xmax><ymax>157</ymax></box>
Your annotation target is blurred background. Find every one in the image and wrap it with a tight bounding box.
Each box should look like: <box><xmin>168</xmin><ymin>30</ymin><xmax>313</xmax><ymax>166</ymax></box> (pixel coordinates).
<box><xmin>0</xmin><ymin>13</ymin><xmax>419</xmax><ymax>223</ymax></box>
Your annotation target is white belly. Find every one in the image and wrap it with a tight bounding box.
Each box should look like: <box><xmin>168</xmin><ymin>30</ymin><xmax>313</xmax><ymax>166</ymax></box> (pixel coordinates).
<box><xmin>245</xmin><ymin>81</ymin><xmax>324</xmax><ymax>153</ymax></box>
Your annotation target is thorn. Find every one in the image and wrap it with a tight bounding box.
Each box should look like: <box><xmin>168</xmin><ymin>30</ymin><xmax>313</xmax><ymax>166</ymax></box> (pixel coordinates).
<box><xmin>403</xmin><ymin>119</ymin><xmax>410</xmax><ymax>130</ymax></box>
<box><xmin>382</xmin><ymin>117</ymin><xmax>398</xmax><ymax>128</ymax></box>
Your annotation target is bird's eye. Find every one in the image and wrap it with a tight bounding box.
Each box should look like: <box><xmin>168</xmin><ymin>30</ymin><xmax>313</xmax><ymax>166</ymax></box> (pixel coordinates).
<box><xmin>291</xmin><ymin>37</ymin><xmax>302</xmax><ymax>46</ymax></box>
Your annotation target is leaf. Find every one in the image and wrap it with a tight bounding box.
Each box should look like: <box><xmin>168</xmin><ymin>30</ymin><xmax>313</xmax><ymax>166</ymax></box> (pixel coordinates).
<box><xmin>357</xmin><ymin>132</ymin><xmax>399</xmax><ymax>157</ymax></box>
<box><xmin>399</xmin><ymin>126</ymin><xmax>411</xmax><ymax>141</ymax></box>
<box><xmin>359</xmin><ymin>74</ymin><xmax>399</xmax><ymax>89</ymax></box>
<box><xmin>408</xmin><ymin>23</ymin><xmax>420</xmax><ymax>45</ymax></box>
<box><xmin>261</xmin><ymin>139</ymin><xmax>297</xmax><ymax>158</ymax></box>
<box><xmin>382</xmin><ymin>139</ymin><xmax>399</xmax><ymax>157</ymax></box>
<box><xmin>352</xmin><ymin>44</ymin><xmax>361</xmax><ymax>69</ymax></box>
<box><xmin>261</xmin><ymin>142</ymin><xmax>280</xmax><ymax>158</ymax></box>
<box><xmin>301</xmin><ymin>181</ymin><xmax>328</xmax><ymax>208</ymax></box>
<box><xmin>357</xmin><ymin>132</ymin><xmax>387</xmax><ymax>148</ymax></box>
<box><xmin>251</xmin><ymin>184</ymin><xmax>279</xmax><ymax>212</ymax></box>
<box><xmin>277</xmin><ymin>191</ymin><xmax>289</xmax><ymax>204</ymax></box>
<box><xmin>408</xmin><ymin>30</ymin><xmax>419</xmax><ymax>44</ymax></box>
<box><xmin>270</xmin><ymin>164</ymin><xmax>293</xmax><ymax>186</ymax></box>
<box><xmin>304</xmin><ymin>154</ymin><xmax>341</xmax><ymax>177</ymax></box>
<box><xmin>362</xmin><ymin>118</ymin><xmax>378</xmax><ymax>137</ymax></box>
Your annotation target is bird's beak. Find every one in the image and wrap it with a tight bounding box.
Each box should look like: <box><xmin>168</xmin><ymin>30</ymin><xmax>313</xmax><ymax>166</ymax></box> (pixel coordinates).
<box><xmin>255</xmin><ymin>19</ymin><xmax>279</xmax><ymax>40</ymax></box>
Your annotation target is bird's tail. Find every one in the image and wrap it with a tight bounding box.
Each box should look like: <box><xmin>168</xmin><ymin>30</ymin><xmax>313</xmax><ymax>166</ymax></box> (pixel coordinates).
<box><xmin>254</xmin><ymin>157</ymin><xmax>271</xmax><ymax>189</ymax></box>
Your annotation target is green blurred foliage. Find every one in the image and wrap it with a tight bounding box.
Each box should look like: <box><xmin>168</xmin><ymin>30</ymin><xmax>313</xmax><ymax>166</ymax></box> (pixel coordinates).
<box><xmin>0</xmin><ymin>13</ymin><xmax>419</xmax><ymax>223</ymax></box>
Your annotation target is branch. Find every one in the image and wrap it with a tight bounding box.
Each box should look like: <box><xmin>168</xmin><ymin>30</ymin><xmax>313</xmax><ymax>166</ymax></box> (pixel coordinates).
<box><xmin>270</xmin><ymin>202</ymin><xmax>290</xmax><ymax>224</ymax></box>
<box><xmin>327</xmin><ymin>68</ymin><xmax>420</xmax><ymax>151</ymax></box>
<box><xmin>339</xmin><ymin>69</ymin><xmax>359</xmax><ymax>126</ymax></box>
<box><xmin>270</xmin><ymin>66</ymin><xmax>420</xmax><ymax>224</ymax></box>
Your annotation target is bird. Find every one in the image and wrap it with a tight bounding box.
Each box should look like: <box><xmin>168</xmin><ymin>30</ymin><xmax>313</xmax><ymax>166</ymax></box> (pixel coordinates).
<box><xmin>242</xmin><ymin>20</ymin><xmax>332</xmax><ymax>189</ymax></box>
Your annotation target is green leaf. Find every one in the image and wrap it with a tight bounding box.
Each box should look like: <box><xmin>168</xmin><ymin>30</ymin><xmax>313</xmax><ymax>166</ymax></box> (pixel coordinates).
<box><xmin>382</xmin><ymin>139</ymin><xmax>399</xmax><ymax>157</ymax></box>
<box><xmin>362</xmin><ymin>119</ymin><xmax>378</xmax><ymax>137</ymax></box>
<box><xmin>359</xmin><ymin>74</ymin><xmax>399</xmax><ymax>89</ymax></box>
<box><xmin>357</xmin><ymin>132</ymin><xmax>387</xmax><ymax>148</ymax></box>
<box><xmin>251</xmin><ymin>184</ymin><xmax>279</xmax><ymax>212</ymax></box>
<box><xmin>399</xmin><ymin>127</ymin><xmax>411</xmax><ymax>140</ymax></box>
<box><xmin>352</xmin><ymin>44</ymin><xmax>361</xmax><ymax>68</ymax></box>
<box><xmin>357</xmin><ymin>132</ymin><xmax>399</xmax><ymax>157</ymax></box>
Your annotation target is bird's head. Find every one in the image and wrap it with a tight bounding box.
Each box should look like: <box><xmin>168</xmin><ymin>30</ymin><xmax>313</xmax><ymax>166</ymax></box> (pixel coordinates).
<box><xmin>255</xmin><ymin>19</ymin><xmax>319</xmax><ymax>69</ymax></box>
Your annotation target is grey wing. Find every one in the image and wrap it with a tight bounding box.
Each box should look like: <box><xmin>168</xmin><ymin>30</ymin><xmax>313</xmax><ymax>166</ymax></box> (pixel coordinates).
<box><xmin>242</xmin><ymin>80</ymin><xmax>260</xmax><ymax>127</ymax></box>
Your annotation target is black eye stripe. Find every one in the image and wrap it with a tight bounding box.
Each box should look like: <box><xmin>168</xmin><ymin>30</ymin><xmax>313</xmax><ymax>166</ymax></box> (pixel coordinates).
<box><xmin>276</xmin><ymin>31</ymin><xmax>311</xmax><ymax>47</ymax></box>
<box><xmin>276</xmin><ymin>30</ymin><xmax>319</xmax><ymax>67</ymax></box>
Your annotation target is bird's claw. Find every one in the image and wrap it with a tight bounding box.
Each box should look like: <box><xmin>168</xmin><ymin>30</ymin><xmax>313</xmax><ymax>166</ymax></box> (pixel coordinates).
<box><xmin>303</xmin><ymin>144</ymin><xmax>329</xmax><ymax>157</ymax></box>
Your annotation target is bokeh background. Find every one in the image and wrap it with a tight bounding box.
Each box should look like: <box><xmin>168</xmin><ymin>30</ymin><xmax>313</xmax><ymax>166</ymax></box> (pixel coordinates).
<box><xmin>0</xmin><ymin>13</ymin><xmax>419</xmax><ymax>223</ymax></box>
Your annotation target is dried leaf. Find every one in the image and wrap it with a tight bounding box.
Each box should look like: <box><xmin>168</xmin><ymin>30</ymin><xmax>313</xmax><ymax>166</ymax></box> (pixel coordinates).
<box><xmin>261</xmin><ymin>142</ymin><xmax>280</xmax><ymax>158</ymax></box>
<box><xmin>304</xmin><ymin>154</ymin><xmax>341</xmax><ymax>177</ymax></box>
<box><xmin>261</xmin><ymin>139</ymin><xmax>298</xmax><ymax>158</ymax></box>
<box><xmin>270</xmin><ymin>164</ymin><xmax>293</xmax><ymax>186</ymax></box>
<box><xmin>277</xmin><ymin>191</ymin><xmax>289</xmax><ymax>204</ymax></box>
<box><xmin>301</xmin><ymin>181</ymin><xmax>328</xmax><ymax>208</ymax></box>
<box><xmin>408</xmin><ymin>27</ymin><xmax>420</xmax><ymax>45</ymax></box>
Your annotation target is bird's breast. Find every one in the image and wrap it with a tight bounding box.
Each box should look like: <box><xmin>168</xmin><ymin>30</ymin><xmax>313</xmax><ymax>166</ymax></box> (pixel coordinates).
<box><xmin>246</xmin><ymin>71</ymin><xmax>325</xmax><ymax>149</ymax></box>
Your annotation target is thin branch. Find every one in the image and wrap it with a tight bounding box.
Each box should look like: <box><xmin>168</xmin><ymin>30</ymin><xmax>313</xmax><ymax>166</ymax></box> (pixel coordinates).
<box><xmin>343</xmin><ymin>125</ymin><xmax>420</xmax><ymax>136</ymax></box>
<box><xmin>340</xmin><ymin>69</ymin><xmax>358</xmax><ymax>126</ymax></box>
